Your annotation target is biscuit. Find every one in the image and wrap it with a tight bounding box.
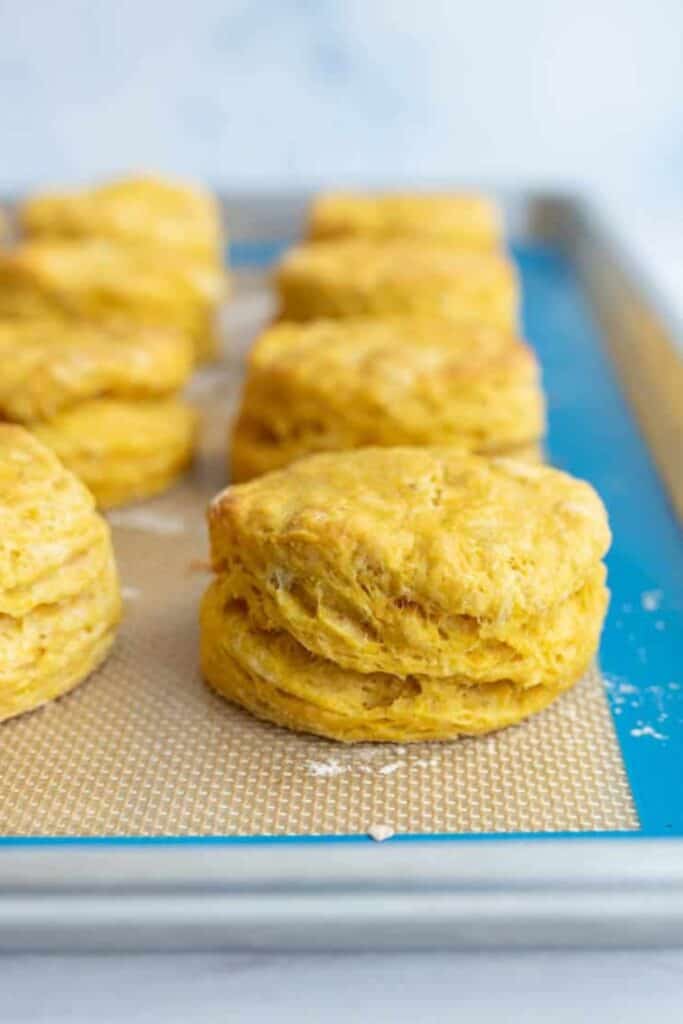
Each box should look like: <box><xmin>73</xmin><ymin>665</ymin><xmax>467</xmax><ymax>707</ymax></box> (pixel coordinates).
<box><xmin>20</xmin><ymin>174</ymin><xmax>225</xmax><ymax>265</ymax></box>
<box><xmin>231</xmin><ymin>316</ymin><xmax>545</xmax><ymax>480</ymax></box>
<box><xmin>275</xmin><ymin>240</ymin><xmax>518</xmax><ymax>327</ymax></box>
<box><xmin>202</xmin><ymin>448</ymin><xmax>611</xmax><ymax>742</ymax></box>
<box><xmin>0</xmin><ymin>319</ymin><xmax>193</xmax><ymax>422</ymax></box>
<box><xmin>0</xmin><ymin>239</ymin><xmax>226</xmax><ymax>362</ymax></box>
<box><xmin>0</xmin><ymin>426</ymin><xmax>121</xmax><ymax>722</ymax></box>
<box><xmin>308</xmin><ymin>192</ymin><xmax>502</xmax><ymax>250</ymax></box>
<box><xmin>33</xmin><ymin>397</ymin><xmax>198</xmax><ymax>509</ymax></box>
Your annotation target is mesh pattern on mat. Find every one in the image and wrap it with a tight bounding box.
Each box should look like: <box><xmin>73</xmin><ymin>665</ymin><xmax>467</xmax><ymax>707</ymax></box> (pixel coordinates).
<box><xmin>0</xmin><ymin>269</ymin><xmax>637</xmax><ymax>837</ymax></box>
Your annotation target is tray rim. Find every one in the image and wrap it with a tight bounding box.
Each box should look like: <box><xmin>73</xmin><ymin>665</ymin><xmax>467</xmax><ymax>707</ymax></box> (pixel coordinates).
<box><xmin>1</xmin><ymin>187</ymin><xmax>682</xmax><ymax>949</ymax></box>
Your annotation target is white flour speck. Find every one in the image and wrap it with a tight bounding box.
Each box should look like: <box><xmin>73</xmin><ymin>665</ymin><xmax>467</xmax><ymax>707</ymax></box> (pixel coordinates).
<box><xmin>641</xmin><ymin>589</ymin><xmax>663</xmax><ymax>612</ymax></box>
<box><xmin>368</xmin><ymin>823</ymin><xmax>394</xmax><ymax>842</ymax></box>
<box><xmin>378</xmin><ymin>763</ymin><xmax>401</xmax><ymax>776</ymax></box>
<box><xmin>107</xmin><ymin>508</ymin><xmax>186</xmax><ymax>536</ymax></box>
<box><xmin>413</xmin><ymin>756</ymin><xmax>441</xmax><ymax>768</ymax></box>
<box><xmin>121</xmin><ymin>585</ymin><xmax>140</xmax><ymax>601</ymax></box>
<box><xmin>305</xmin><ymin>759</ymin><xmax>346</xmax><ymax>778</ymax></box>
<box><xmin>630</xmin><ymin>724</ymin><xmax>668</xmax><ymax>741</ymax></box>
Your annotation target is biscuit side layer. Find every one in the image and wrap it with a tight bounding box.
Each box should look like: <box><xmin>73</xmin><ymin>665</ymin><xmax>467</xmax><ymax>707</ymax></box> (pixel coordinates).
<box><xmin>200</xmin><ymin>591</ymin><xmax>597</xmax><ymax>743</ymax></box>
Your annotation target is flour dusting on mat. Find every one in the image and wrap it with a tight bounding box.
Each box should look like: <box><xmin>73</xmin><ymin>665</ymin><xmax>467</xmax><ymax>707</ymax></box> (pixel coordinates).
<box><xmin>368</xmin><ymin>823</ymin><xmax>395</xmax><ymax>842</ymax></box>
<box><xmin>108</xmin><ymin>508</ymin><xmax>186</xmax><ymax>536</ymax></box>
<box><xmin>630</xmin><ymin>724</ymin><xmax>668</xmax><ymax>741</ymax></box>
<box><xmin>641</xmin><ymin>589</ymin><xmax>663</xmax><ymax>612</ymax></box>
<box><xmin>305</xmin><ymin>759</ymin><xmax>345</xmax><ymax>778</ymax></box>
<box><xmin>121</xmin><ymin>585</ymin><xmax>141</xmax><ymax>601</ymax></box>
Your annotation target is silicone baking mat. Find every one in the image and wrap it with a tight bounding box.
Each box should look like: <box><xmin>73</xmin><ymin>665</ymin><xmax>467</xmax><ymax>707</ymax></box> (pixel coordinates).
<box><xmin>1</xmin><ymin>237</ymin><xmax>681</xmax><ymax>839</ymax></box>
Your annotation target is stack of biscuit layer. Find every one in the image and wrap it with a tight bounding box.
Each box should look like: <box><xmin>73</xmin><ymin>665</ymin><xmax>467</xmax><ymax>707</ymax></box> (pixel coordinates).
<box><xmin>8</xmin><ymin>175</ymin><xmax>227</xmax><ymax>362</ymax></box>
<box><xmin>0</xmin><ymin>426</ymin><xmax>121</xmax><ymax>722</ymax></box>
<box><xmin>231</xmin><ymin>315</ymin><xmax>545</xmax><ymax>480</ymax></box>
<box><xmin>275</xmin><ymin>237</ymin><xmax>518</xmax><ymax>327</ymax></box>
<box><xmin>0</xmin><ymin>320</ymin><xmax>197</xmax><ymax>507</ymax></box>
<box><xmin>307</xmin><ymin>191</ymin><xmax>503</xmax><ymax>250</ymax></box>
<box><xmin>234</xmin><ymin>191</ymin><xmax>544</xmax><ymax>478</ymax></box>
<box><xmin>201</xmin><ymin>448</ymin><xmax>611</xmax><ymax>743</ymax></box>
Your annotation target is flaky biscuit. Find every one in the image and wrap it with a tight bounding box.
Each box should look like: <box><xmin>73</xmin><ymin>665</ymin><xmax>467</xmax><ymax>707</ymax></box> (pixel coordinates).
<box><xmin>200</xmin><ymin>594</ymin><xmax>599</xmax><ymax>743</ymax></box>
<box><xmin>0</xmin><ymin>239</ymin><xmax>226</xmax><ymax>362</ymax></box>
<box><xmin>275</xmin><ymin>240</ymin><xmax>518</xmax><ymax>327</ymax></box>
<box><xmin>209</xmin><ymin>449</ymin><xmax>611</xmax><ymax>679</ymax></box>
<box><xmin>308</xmin><ymin>192</ymin><xmax>502</xmax><ymax>250</ymax></box>
<box><xmin>20</xmin><ymin>174</ymin><xmax>224</xmax><ymax>264</ymax></box>
<box><xmin>0</xmin><ymin>544</ymin><xmax>120</xmax><ymax>722</ymax></box>
<box><xmin>203</xmin><ymin>449</ymin><xmax>610</xmax><ymax>741</ymax></box>
<box><xmin>33</xmin><ymin>397</ymin><xmax>198</xmax><ymax>508</ymax></box>
<box><xmin>231</xmin><ymin>317</ymin><xmax>545</xmax><ymax>480</ymax></box>
<box><xmin>0</xmin><ymin>426</ymin><xmax>104</xmax><ymax>602</ymax></box>
<box><xmin>0</xmin><ymin>319</ymin><xmax>193</xmax><ymax>422</ymax></box>
<box><xmin>0</xmin><ymin>426</ymin><xmax>121</xmax><ymax>722</ymax></box>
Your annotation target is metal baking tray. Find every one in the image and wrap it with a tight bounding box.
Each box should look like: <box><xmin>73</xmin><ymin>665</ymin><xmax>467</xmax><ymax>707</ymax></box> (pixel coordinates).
<box><xmin>0</xmin><ymin>191</ymin><xmax>682</xmax><ymax>951</ymax></box>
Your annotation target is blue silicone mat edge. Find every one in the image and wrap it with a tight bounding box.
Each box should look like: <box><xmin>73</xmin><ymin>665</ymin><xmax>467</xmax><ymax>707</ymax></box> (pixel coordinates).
<box><xmin>3</xmin><ymin>238</ymin><xmax>682</xmax><ymax>846</ymax></box>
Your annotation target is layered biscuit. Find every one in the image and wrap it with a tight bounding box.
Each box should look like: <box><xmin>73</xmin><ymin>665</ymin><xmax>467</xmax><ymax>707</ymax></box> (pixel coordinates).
<box><xmin>308</xmin><ymin>191</ymin><xmax>502</xmax><ymax>250</ymax></box>
<box><xmin>0</xmin><ymin>426</ymin><xmax>121</xmax><ymax>721</ymax></box>
<box><xmin>202</xmin><ymin>448</ymin><xmax>611</xmax><ymax>742</ymax></box>
<box><xmin>231</xmin><ymin>316</ymin><xmax>545</xmax><ymax>480</ymax></box>
<box><xmin>20</xmin><ymin>174</ymin><xmax>225</xmax><ymax>266</ymax></box>
<box><xmin>275</xmin><ymin>240</ymin><xmax>518</xmax><ymax>328</ymax></box>
<box><xmin>0</xmin><ymin>320</ymin><xmax>197</xmax><ymax>506</ymax></box>
<box><xmin>0</xmin><ymin>238</ymin><xmax>226</xmax><ymax>362</ymax></box>
<box><xmin>32</xmin><ymin>397</ymin><xmax>197</xmax><ymax>509</ymax></box>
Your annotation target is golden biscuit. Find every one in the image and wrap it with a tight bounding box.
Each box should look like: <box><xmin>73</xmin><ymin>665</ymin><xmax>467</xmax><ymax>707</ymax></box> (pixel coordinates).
<box><xmin>231</xmin><ymin>317</ymin><xmax>545</xmax><ymax>480</ymax></box>
<box><xmin>202</xmin><ymin>448</ymin><xmax>611</xmax><ymax>742</ymax></box>
<box><xmin>0</xmin><ymin>319</ymin><xmax>193</xmax><ymax>422</ymax></box>
<box><xmin>275</xmin><ymin>241</ymin><xmax>518</xmax><ymax>327</ymax></box>
<box><xmin>20</xmin><ymin>174</ymin><xmax>225</xmax><ymax>264</ymax></box>
<box><xmin>308</xmin><ymin>191</ymin><xmax>502</xmax><ymax>250</ymax></box>
<box><xmin>33</xmin><ymin>397</ymin><xmax>198</xmax><ymax>508</ymax></box>
<box><xmin>0</xmin><ymin>239</ymin><xmax>226</xmax><ymax>362</ymax></box>
<box><xmin>0</xmin><ymin>426</ymin><xmax>121</xmax><ymax>722</ymax></box>
<box><xmin>200</xmin><ymin>594</ymin><xmax>598</xmax><ymax>743</ymax></box>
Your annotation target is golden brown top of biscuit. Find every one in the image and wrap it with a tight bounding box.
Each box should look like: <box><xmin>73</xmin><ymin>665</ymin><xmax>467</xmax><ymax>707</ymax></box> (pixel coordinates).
<box><xmin>0</xmin><ymin>238</ymin><xmax>226</xmax><ymax>320</ymax></box>
<box><xmin>308</xmin><ymin>191</ymin><xmax>502</xmax><ymax>248</ymax></box>
<box><xmin>247</xmin><ymin>315</ymin><xmax>535</xmax><ymax>385</ymax></box>
<box><xmin>233</xmin><ymin>317</ymin><xmax>545</xmax><ymax>468</ymax></box>
<box><xmin>209</xmin><ymin>448</ymin><xmax>610</xmax><ymax>624</ymax></box>
<box><xmin>278</xmin><ymin>239</ymin><xmax>513</xmax><ymax>293</ymax></box>
<box><xmin>0</xmin><ymin>320</ymin><xmax>193</xmax><ymax>422</ymax></box>
<box><xmin>20</xmin><ymin>174</ymin><xmax>223</xmax><ymax>259</ymax></box>
<box><xmin>0</xmin><ymin>425</ymin><xmax>104</xmax><ymax>599</ymax></box>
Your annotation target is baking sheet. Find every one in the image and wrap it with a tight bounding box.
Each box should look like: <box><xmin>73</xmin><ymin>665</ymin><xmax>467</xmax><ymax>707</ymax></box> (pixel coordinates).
<box><xmin>0</xmin><ymin>251</ymin><xmax>637</xmax><ymax>837</ymax></box>
<box><xmin>1</xmin><ymin>192</ymin><xmax>683</xmax><ymax>951</ymax></box>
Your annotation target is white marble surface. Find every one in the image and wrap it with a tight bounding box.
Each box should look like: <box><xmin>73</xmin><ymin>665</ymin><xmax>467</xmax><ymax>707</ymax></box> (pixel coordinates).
<box><xmin>3</xmin><ymin>950</ymin><xmax>683</xmax><ymax>1022</ymax></box>
<box><xmin>1</xmin><ymin>0</ymin><xmax>683</xmax><ymax>207</ymax></box>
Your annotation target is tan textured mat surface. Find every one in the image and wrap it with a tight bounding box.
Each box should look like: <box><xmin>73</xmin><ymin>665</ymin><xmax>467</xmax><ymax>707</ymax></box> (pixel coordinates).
<box><xmin>0</xmin><ymin>268</ymin><xmax>637</xmax><ymax>836</ymax></box>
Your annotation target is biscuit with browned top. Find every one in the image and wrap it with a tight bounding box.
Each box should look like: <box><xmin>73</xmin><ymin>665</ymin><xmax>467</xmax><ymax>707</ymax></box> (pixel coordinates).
<box><xmin>231</xmin><ymin>316</ymin><xmax>544</xmax><ymax>480</ymax></box>
<box><xmin>308</xmin><ymin>192</ymin><xmax>502</xmax><ymax>250</ymax></box>
<box><xmin>20</xmin><ymin>174</ymin><xmax>224</xmax><ymax>265</ymax></box>
<box><xmin>275</xmin><ymin>240</ymin><xmax>518</xmax><ymax>327</ymax></box>
<box><xmin>201</xmin><ymin>448</ymin><xmax>610</xmax><ymax>741</ymax></box>
<box><xmin>0</xmin><ymin>238</ymin><xmax>226</xmax><ymax>361</ymax></box>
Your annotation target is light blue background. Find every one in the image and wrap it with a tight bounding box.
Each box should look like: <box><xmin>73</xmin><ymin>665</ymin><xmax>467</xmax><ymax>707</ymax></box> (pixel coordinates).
<box><xmin>1</xmin><ymin>0</ymin><xmax>682</xmax><ymax>201</ymax></box>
